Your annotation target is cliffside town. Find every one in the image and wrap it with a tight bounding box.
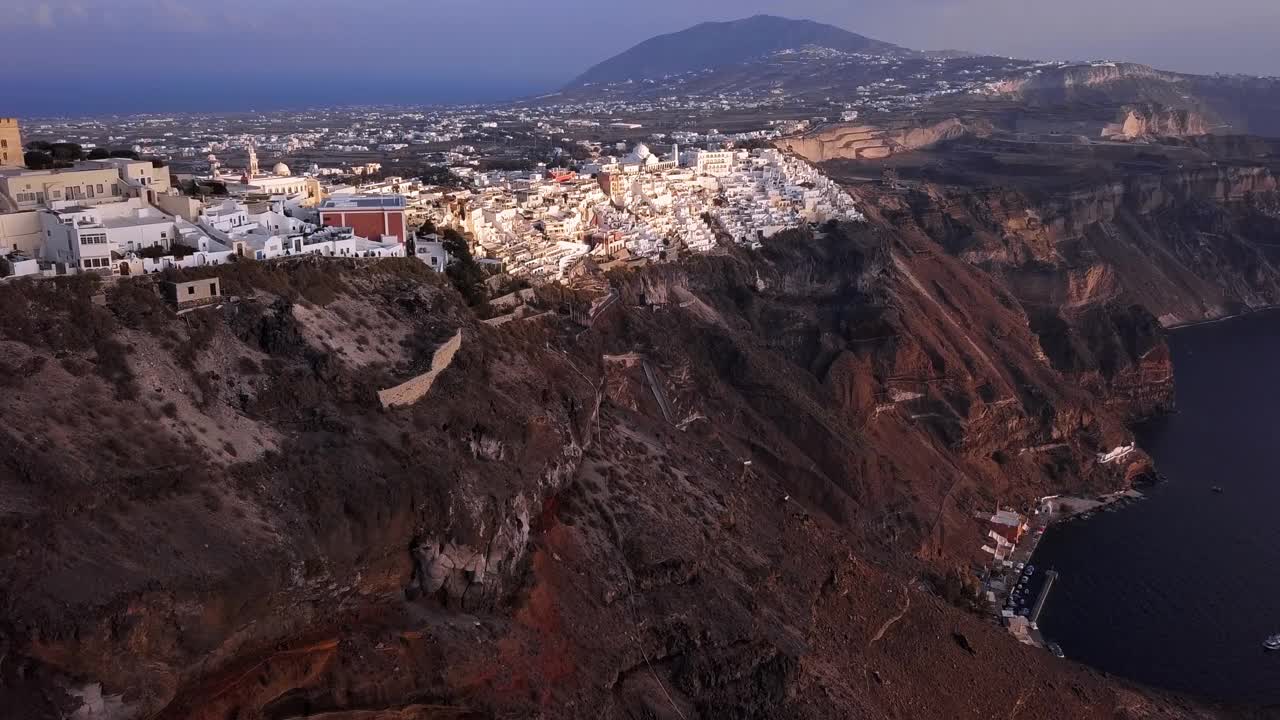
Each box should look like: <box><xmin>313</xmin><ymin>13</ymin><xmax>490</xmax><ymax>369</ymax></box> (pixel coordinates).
<box><xmin>428</xmin><ymin>145</ymin><xmax>861</xmax><ymax>281</ymax></box>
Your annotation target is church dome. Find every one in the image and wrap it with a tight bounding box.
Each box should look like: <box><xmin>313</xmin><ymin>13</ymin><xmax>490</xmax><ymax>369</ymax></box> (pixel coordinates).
<box><xmin>273</xmin><ymin>162</ymin><xmax>291</xmax><ymax>176</ymax></box>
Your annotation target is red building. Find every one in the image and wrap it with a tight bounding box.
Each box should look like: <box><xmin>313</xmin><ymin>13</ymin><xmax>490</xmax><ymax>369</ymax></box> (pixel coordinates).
<box><xmin>987</xmin><ymin>509</ymin><xmax>1028</xmax><ymax>545</ymax></box>
<box><xmin>319</xmin><ymin>195</ymin><xmax>407</xmax><ymax>243</ymax></box>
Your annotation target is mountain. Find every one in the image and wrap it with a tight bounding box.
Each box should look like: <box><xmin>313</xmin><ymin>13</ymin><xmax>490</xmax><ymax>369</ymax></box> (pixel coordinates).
<box><xmin>564</xmin><ymin>17</ymin><xmax>1280</xmax><ymax>139</ymax></box>
<box><xmin>571</xmin><ymin>14</ymin><xmax>913</xmax><ymax>87</ymax></box>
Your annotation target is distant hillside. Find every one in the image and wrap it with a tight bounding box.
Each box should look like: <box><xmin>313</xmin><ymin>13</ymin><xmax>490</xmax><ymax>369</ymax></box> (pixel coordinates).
<box><xmin>571</xmin><ymin>15</ymin><xmax>913</xmax><ymax>87</ymax></box>
<box><xmin>564</xmin><ymin>17</ymin><xmax>1280</xmax><ymax>139</ymax></box>
<box><xmin>984</xmin><ymin>62</ymin><xmax>1280</xmax><ymax>137</ymax></box>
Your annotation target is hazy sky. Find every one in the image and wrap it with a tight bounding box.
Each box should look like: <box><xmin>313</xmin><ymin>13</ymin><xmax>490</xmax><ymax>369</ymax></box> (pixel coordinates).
<box><xmin>4</xmin><ymin>0</ymin><xmax>1278</xmax><ymax>114</ymax></box>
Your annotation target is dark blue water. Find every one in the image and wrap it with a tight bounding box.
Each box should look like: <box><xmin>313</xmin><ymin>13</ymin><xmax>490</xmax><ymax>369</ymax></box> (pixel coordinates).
<box><xmin>1033</xmin><ymin>310</ymin><xmax>1280</xmax><ymax>706</ymax></box>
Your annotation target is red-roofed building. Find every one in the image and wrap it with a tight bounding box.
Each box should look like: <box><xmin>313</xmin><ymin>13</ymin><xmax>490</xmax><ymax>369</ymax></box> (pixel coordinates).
<box><xmin>987</xmin><ymin>509</ymin><xmax>1028</xmax><ymax>545</ymax></box>
<box><xmin>319</xmin><ymin>195</ymin><xmax>407</xmax><ymax>243</ymax></box>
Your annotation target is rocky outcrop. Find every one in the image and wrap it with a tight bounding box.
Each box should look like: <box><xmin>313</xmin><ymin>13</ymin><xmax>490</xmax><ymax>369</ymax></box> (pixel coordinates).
<box><xmin>874</xmin><ymin>165</ymin><xmax>1280</xmax><ymax>327</ymax></box>
<box><xmin>780</xmin><ymin>117</ymin><xmax>989</xmax><ymax>162</ymax></box>
<box><xmin>830</xmin><ymin>152</ymin><xmax>1280</xmax><ymax>431</ymax></box>
<box><xmin>986</xmin><ymin>62</ymin><xmax>1182</xmax><ymax>100</ymax></box>
<box><xmin>1103</xmin><ymin>104</ymin><xmax>1213</xmax><ymax>140</ymax></box>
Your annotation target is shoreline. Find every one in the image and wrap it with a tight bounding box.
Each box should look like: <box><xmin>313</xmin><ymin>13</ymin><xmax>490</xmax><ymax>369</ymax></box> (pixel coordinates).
<box><xmin>1162</xmin><ymin>303</ymin><xmax>1280</xmax><ymax>331</ymax></box>
<box><xmin>982</xmin><ymin>487</ymin><xmax>1148</xmax><ymax>651</ymax></box>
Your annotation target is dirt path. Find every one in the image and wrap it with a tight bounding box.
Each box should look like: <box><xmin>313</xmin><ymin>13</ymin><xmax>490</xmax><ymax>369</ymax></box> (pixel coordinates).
<box><xmin>867</xmin><ymin>584</ymin><xmax>911</xmax><ymax>647</ymax></box>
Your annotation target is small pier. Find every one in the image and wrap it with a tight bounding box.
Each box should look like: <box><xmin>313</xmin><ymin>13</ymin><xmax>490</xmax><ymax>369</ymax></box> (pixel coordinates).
<box><xmin>1029</xmin><ymin>570</ymin><xmax>1059</xmax><ymax>628</ymax></box>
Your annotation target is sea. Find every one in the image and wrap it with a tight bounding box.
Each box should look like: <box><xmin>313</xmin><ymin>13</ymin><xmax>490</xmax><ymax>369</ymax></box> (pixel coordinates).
<box><xmin>1029</xmin><ymin>309</ymin><xmax>1280</xmax><ymax>706</ymax></box>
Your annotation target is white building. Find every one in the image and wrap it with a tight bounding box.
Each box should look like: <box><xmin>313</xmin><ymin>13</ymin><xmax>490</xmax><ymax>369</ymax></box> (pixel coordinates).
<box><xmin>412</xmin><ymin>235</ymin><xmax>449</xmax><ymax>271</ymax></box>
<box><xmin>292</xmin><ymin>226</ymin><xmax>404</xmax><ymax>259</ymax></box>
<box><xmin>41</xmin><ymin>198</ymin><xmax>179</xmax><ymax>273</ymax></box>
<box><xmin>681</xmin><ymin>150</ymin><xmax>738</xmax><ymax>177</ymax></box>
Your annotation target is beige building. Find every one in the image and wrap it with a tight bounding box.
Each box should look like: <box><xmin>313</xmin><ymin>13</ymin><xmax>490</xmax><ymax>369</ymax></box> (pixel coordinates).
<box><xmin>153</xmin><ymin>193</ymin><xmax>203</xmax><ymax>222</ymax></box>
<box><xmin>245</xmin><ymin>174</ymin><xmax>321</xmax><ymax>202</ymax></box>
<box><xmin>162</xmin><ymin>279</ymin><xmax>222</xmax><ymax>309</ymax></box>
<box><xmin>81</xmin><ymin>157</ymin><xmax>172</xmax><ymax>196</ymax></box>
<box><xmin>0</xmin><ymin>211</ymin><xmax>42</xmax><ymax>255</ymax></box>
<box><xmin>0</xmin><ymin>159</ymin><xmax>171</xmax><ymax>212</ymax></box>
<box><xmin>0</xmin><ymin>118</ymin><xmax>20</xmax><ymax>168</ymax></box>
<box><xmin>0</xmin><ymin>166</ymin><xmax>124</xmax><ymax>211</ymax></box>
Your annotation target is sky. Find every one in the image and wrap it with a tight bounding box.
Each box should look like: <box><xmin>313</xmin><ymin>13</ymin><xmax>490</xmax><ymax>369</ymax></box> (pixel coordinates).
<box><xmin>3</xmin><ymin>0</ymin><xmax>1278</xmax><ymax>115</ymax></box>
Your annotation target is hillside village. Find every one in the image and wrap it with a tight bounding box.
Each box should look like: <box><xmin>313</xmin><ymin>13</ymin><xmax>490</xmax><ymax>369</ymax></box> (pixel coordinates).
<box><xmin>1</xmin><ymin>116</ymin><xmax>861</xmax><ymax>289</ymax></box>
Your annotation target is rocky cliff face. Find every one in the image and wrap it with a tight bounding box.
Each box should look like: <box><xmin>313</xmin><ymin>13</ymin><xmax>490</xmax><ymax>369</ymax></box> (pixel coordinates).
<box><xmin>1102</xmin><ymin>104</ymin><xmax>1213</xmax><ymax>140</ymax></box>
<box><xmin>847</xmin><ymin>164</ymin><xmax>1280</xmax><ymax>329</ymax></box>
<box><xmin>0</xmin><ymin>217</ymin><xmax>1220</xmax><ymax>718</ymax></box>
<box><xmin>986</xmin><ymin>63</ymin><xmax>1182</xmax><ymax>99</ymax></box>
<box><xmin>978</xmin><ymin>62</ymin><xmax>1280</xmax><ymax>138</ymax></box>
<box><xmin>780</xmin><ymin>118</ymin><xmax>990</xmax><ymax>162</ymax></box>
<box><xmin>810</xmin><ymin>148</ymin><xmax>1280</xmax><ymax>466</ymax></box>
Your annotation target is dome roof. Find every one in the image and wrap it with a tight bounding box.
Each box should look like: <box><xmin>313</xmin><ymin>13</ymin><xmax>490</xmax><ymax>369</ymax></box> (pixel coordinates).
<box><xmin>633</xmin><ymin>143</ymin><xmax>651</xmax><ymax>159</ymax></box>
<box><xmin>272</xmin><ymin>162</ymin><xmax>291</xmax><ymax>176</ymax></box>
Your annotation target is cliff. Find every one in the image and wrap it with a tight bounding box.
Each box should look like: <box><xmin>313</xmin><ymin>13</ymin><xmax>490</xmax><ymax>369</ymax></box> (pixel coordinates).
<box><xmin>0</xmin><ymin>243</ymin><xmax>1212</xmax><ymax>718</ymax></box>
<box><xmin>978</xmin><ymin>62</ymin><xmax>1280</xmax><ymax>138</ymax></box>
<box><xmin>849</xmin><ymin>164</ymin><xmax>1280</xmax><ymax>329</ymax></box>
<box><xmin>778</xmin><ymin>117</ymin><xmax>990</xmax><ymax>161</ymax></box>
<box><xmin>1102</xmin><ymin>104</ymin><xmax>1213</xmax><ymax>140</ymax></box>
<box><xmin>986</xmin><ymin>63</ymin><xmax>1183</xmax><ymax>101</ymax></box>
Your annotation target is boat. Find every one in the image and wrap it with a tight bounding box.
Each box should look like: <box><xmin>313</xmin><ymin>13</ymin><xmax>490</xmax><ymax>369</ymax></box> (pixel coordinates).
<box><xmin>1265</xmin><ymin>634</ymin><xmax>1280</xmax><ymax>651</ymax></box>
<box><xmin>1212</xmin><ymin>486</ymin><xmax>1224</xmax><ymax>494</ymax></box>
<box><xmin>1047</xmin><ymin>642</ymin><xmax>1065</xmax><ymax>658</ymax></box>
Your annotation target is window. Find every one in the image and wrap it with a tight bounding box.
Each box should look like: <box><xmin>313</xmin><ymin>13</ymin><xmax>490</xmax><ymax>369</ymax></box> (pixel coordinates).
<box><xmin>87</xmin><ymin>185</ymin><xmax>95</xmax><ymax>198</ymax></box>
<box><xmin>209</xmin><ymin>283</ymin><xmax>217</xmax><ymax>295</ymax></box>
<box><xmin>1</xmin><ymin>139</ymin><xmax>6</xmax><ymax>148</ymax></box>
<box><xmin>96</xmin><ymin>184</ymin><xmax>104</xmax><ymax>194</ymax></box>
<box><xmin>52</xmin><ymin>190</ymin><xmax>62</xmax><ymax>199</ymax></box>
<box><xmin>187</xmin><ymin>286</ymin><xmax>194</xmax><ymax>295</ymax></box>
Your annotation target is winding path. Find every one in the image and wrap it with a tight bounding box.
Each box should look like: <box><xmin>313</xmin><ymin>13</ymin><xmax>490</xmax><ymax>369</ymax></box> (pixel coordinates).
<box><xmin>867</xmin><ymin>584</ymin><xmax>912</xmax><ymax>648</ymax></box>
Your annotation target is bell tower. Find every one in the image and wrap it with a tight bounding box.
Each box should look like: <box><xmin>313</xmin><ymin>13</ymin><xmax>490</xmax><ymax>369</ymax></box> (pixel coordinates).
<box><xmin>247</xmin><ymin>143</ymin><xmax>260</xmax><ymax>179</ymax></box>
